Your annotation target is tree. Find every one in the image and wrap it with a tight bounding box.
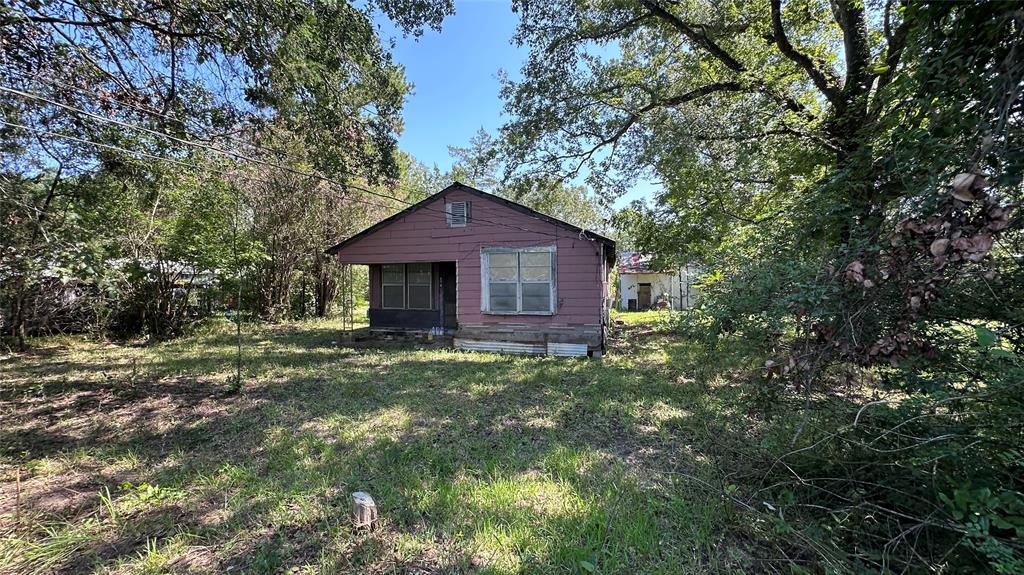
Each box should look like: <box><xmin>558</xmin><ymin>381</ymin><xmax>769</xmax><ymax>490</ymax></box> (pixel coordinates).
<box><xmin>1</xmin><ymin>0</ymin><xmax>451</xmax><ymax>181</ymax></box>
<box><xmin>0</xmin><ymin>0</ymin><xmax>455</xmax><ymax>340</ymax></box>
<box><xmin>500</xmin><ymin>0</ymin><xmax>1023</xmax><ymax>570</ymax></box>
<box><xmin>448</xmin><ymin>128</ymin><xmax>503</xmax><ymax>192</ymax></box>
<box><xmin>395</xmin><ymin>151</ymin><xmax>451</xmax><ymax>203</ymax></box>
<box><xmin>448</xmin><ymin>128</ymin><xmax>611</xmax><ymax>232</ymax></box>
<box><xmin>501</xmin><ymin>0</ymin><xmax>1022</xmax><ymax>365</ymax></box>
<box><xmin>107</xmin><ymin>156</ymin><xmax>240</xmax><ymax>338</ymax></box>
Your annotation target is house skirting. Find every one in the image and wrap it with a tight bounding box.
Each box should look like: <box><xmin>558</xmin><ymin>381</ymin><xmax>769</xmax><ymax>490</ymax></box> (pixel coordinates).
<box><xmin>368</xmin><ymin>308</ymin><xmax>439</xmax><ymax>329</ymax></box>
<box><xmin>455</xmin><ymin>322</ymin><xmax>603</xmax><ymax>354</ymax></box>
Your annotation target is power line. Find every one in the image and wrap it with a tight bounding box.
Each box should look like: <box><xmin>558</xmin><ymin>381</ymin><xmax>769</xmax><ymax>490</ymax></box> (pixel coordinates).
<box><xmin>0</xmin><ymin>118</ymin><xmax>552</xmax><ymax>247</ymax></box>
<box><xmin>0</xmin><ymin>118</ymin><xmax>197</xmax><ymax>169</ymax></box>
<box><xmin>1</xmin><ymin>83</ymin><xmax>596</xmax><ymax>242</ymax></box>
<box><xmin>0</xmin><ymin>119</ymin><xmax>403</xmax><ymax>216</ymax></box>
<box><xmin>5</xmin><ymin>70</ymin><xmax>294</xmax><ymax>162</ymax></box>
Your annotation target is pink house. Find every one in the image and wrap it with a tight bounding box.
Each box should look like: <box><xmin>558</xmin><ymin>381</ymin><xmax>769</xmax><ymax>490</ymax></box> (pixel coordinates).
<box><xmin>326</xmin><ymin>183</ymin><xmax>616</xmax><ymax>355</ymax></box>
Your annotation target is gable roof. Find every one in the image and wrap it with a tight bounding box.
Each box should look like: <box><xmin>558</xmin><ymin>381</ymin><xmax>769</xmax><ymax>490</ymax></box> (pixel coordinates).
<box><xmin>325</xmin><ymin>182</ymin><xmax>615</xmax><ymax>255</ymax></box>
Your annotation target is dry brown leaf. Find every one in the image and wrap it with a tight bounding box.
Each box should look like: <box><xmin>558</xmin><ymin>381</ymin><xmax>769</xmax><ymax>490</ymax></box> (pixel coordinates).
<box><xmin>953</xmin><ymin>188</ymin><xmax>978</xmax><ymax>202</ymax></box>
<box><xmin>929</xmin><ymin>238</ymin><xmax>950</xmax><ymax>257</ymax></box>
<box><xmin>952</xmin><ymin>173</ymin><xmax>977</xmax><ymax>193</ymax></box>
<box><xmin>845</xmin><ymin>260</ymin><xmax>865</xmax><ymax>283</ymax></box>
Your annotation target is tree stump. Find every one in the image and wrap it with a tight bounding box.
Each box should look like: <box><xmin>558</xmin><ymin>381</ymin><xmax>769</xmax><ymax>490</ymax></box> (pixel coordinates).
<box><xmin>351</xmin><ymin>491</ymin><xmax>377</xmax><ymax>528</ymax></box>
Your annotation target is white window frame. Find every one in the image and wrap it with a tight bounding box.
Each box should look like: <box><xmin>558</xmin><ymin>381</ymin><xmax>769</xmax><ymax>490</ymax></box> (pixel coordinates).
<box><xmin>381</xmin><ymin>264</ymin><xmax>406</xmax><ymax>309</ymax></box>
<box><xmin>480</xmin><ymin>246</ymin><xmax>557</xmax><ymax>315</ymax></box>
<box><xmin>406</xmin><ymin>263</ymin><xmax>433</xmax><ymax>310</ymax></box>
<box><xmin>446</xmin><ymin>201</ymin><xmax>469</xmax><ymax>228</ymax></box>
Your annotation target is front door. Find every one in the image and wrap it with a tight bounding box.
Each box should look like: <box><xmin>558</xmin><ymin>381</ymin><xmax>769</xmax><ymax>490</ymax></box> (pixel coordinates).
<box><xmin>439</xmin><ymin>262</ymin><xmax>457</xmax><ymax>329</ymax></box>
<box><xmin>638</xmin><ymin>283</ymin><xmax>652</xmax><ymax>309</ymax></box>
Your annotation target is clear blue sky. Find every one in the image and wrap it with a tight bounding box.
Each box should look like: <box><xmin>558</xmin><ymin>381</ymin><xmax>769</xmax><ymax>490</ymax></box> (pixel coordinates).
<box><xmin>377</xmin><ymin>1</ymin><xmax>654</xmax><ymax>208</ymax></box>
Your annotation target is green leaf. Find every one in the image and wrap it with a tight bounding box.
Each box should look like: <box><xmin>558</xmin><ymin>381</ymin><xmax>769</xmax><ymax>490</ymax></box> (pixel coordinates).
<box><xmin>990</xmin><ymin>349</ymin><xmax>1017</xmax><ymax>360</ymax></box>
<box><xmin>579</xmin><ymin>560</ymin><xmax>596</xmax><ymax>573</ymax></box>
<box><xmin>975</xmin><ymin>326</ymin><xmax>998</xmax><ymax>347</ymax></box>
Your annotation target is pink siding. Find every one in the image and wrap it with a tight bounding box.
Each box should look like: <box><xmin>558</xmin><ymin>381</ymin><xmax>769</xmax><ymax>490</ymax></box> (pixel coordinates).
<box><xmin>336</xmin><ymin>189</ymin><xmax>606</xmax><ymax>327</ymax></box>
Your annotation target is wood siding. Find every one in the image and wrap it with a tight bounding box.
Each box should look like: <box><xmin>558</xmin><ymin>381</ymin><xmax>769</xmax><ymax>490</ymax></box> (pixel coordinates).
<box><xmin>337</xmin><ymin>189</ymin><xmax>606</xmax><ymax>329</ymax></box>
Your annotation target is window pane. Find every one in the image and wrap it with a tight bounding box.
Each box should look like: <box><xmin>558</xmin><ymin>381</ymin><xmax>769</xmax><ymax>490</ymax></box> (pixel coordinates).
<box><xmin>489</xmin><ymin>266</ymin><xmax>517</xmax><ymax>281</ymax></box>
<box><xmin>489</xmin><ymin>253</ymin><xmax>516</xmax><ymax>267</ymax></box>
<box><xmin>489</xmin><ymin>282</ymin><xmax>516</xmax><ymax>311</ymax></box>
<box><xmin>407</xmin><ymin>263</ymin><xmax>431</xmax><ymax>285</ymax></box>
<box><xmin>408</xmin><ymin>285</ymin><xmax>431</xmax><ymax>309</ymax></box>
<box><xmin>520</xmin><ymin>252</ymin><xmax>550</xmax><ymax>267</ymax></box>
<box><xmin>488</xmin><ymin>253</ymin><xmax>517</xmax><ymax>281</ymax></box>
<box><xmin>521</xmin><ymin>252</ymin><xmax>551</xmax><ymax>281</ymax></box>
<box><xmin>382</xmin><ymin>285</ymin><xmax>404</xmax><ymax>308</ymax></box>
<box><xmin>382</xmin><ymin>264</ymin><xmax>404</xmax><ymax>285</ymax></box>
<box><xmin>521</xmin><ymin>264</ymin><xmax>550</xmax><ymax>281</ymax></box>
<box><xmin>522</xmin><ymin>283</ymin><xmax>551</xmax><ymax>312</ymax></box>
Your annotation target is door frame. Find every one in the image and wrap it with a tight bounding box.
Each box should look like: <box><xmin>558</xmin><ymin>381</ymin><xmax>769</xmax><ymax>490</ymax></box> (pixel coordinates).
<box><xmin>637</xmin><ymin>282</ymin><xmax>652</xmax><ymax>309</ymax></box>
<box><xmin>439</xmin><ymin>261</ymin><xmax>458</xmax><ymax>329</ymax></box>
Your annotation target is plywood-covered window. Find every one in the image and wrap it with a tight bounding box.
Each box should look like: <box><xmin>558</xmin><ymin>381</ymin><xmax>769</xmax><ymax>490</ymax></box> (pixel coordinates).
<box><xmin>481</xmin><ymin>246</ymin><xmax>556</xmax><ymax>315</ymax></box>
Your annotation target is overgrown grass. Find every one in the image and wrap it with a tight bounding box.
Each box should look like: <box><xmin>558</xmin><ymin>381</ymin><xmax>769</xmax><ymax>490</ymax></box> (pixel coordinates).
<box><xmin>1</xmin><ymin>315</ymin><xmax>789</xmax><ymax>574</ymax></box>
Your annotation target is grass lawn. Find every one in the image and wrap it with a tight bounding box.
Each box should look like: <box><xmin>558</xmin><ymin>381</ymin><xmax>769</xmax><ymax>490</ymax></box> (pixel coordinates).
<box><xmin>1</xmin><ymin>313</ymin><xmax>779</xmax><ymax>574</ymax></box>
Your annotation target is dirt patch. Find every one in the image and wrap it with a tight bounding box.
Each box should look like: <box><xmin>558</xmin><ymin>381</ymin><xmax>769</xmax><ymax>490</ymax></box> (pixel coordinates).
<box><xmin>0</xmin><ymin>468</ymin><xmax>103</xmax><ymax>525</ymax></box>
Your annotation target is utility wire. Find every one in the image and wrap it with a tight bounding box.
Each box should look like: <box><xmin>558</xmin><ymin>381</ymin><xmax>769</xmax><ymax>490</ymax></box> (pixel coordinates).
<box><xmin>1</xmin><ymin>84</ymin><xmax>593</xmax><ymax>242</ymax></box>
<box><xmin>0</xmin><ymin>117</ymin><xmax>405</xmax><ymax>213</ymax></box>
<box><xmin>0</xmin><ymin>118</ymin><xmax>196</xmax><ymax>169</ymax></box>
<box><xmin>5</xmin><ymin>70</ymin><xmax>295</xmax><ymax>162</ymax></box>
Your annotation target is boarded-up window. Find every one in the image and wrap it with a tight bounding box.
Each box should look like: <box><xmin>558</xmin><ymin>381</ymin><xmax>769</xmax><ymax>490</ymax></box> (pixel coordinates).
<box><xmin>407</xmin><ymin>263</ymin><xmax>432</xmax><ymax>309</ymax></box>
<box><xmin>481</xmin><ymin>247</ymin><xmax>556</xmax><ymax>314</ymax></box>
<box><xmin>381</xmin><ymin>264</ymin><xmax>405</xmax><ymax>308</ymax></box>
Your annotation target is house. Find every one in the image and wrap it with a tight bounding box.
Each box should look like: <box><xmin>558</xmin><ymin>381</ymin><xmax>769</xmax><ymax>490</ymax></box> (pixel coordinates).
<box><xmin>617</xmin><ymin>252</ymin><xmax>700</xmax><ymax>311</ymax></box>
<box><xmin>326</xmin><ymin>182</ymin><xmax>616</xmax><ymax>356</ymax></box>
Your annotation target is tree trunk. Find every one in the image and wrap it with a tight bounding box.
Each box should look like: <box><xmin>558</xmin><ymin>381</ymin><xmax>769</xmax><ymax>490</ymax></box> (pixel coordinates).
<box><xmin>313</xmin><ymin>253</ymin><xmax>337</xmax><ymax>318</ymax></box>
<box><xmin>10</xmin><ymin>278</ymin><xmax>28</xmax><ymax>351</ymax></box>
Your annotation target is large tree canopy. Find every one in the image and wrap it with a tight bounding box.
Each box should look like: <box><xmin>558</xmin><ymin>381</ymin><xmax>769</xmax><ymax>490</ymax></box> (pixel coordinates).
<box><xmin>501</xmin><ymin>0</ymin><xmax>1022</xmax><ymax>358</ymax></box>
<box><xmin>500</xmin><ymin>1</ymin><xmax>1023</xmax><ymax>571</ymax></box>
<box><xmin>0</xmin><ymin>0</ymin><xmax>453</xmax><ymax>180</ymax></box>
<box><xmin>0</xmin><ymin>0</ymin><xmax>455</xmax><ymax>343</ymax></box>
<box><xmin>501</xmin><ymin>0</ymin><xmax>1019</xmax><ymax>250</ymax></box>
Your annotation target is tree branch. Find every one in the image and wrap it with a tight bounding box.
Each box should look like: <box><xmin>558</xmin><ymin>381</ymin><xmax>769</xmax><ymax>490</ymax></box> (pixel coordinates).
<box><xmin>831</xmin><ymin>0</ymin><xmax>873</xmax><ymax>97</ymax></box>
<box><xmin>547</xmin><ymin>81</ymin><xmax>745</xmax><ymax>178</ymax></box>
<box><xmin>770</xmin><ymin>0</ymin><xmax>840</xmax><ymax>103</ymax></box>
<box><xmin>874</xmin><ymin>1</ymin><xmax>912</xmax><ymax>99</ymax></box>
<box><xmin>639</xmin><ymin>0</ymin><xmax>746</xmax><ymax>72</ymax></box>
<box><xmin>639</xmin><ymin>0</ymin><xmax>817</xmax><ymax>121</ymax></box>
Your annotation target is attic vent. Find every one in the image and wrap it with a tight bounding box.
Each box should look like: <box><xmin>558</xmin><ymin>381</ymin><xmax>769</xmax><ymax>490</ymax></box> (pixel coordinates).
<box><xmin>446</xmin><ymin>201</ymin><xmax>469</xmax><ymax>227</ymax></box>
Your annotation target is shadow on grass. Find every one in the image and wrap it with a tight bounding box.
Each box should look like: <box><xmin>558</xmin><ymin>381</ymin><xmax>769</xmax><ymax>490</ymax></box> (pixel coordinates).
<box><xmin>1</xmin><ymin>321</ymin><xmax>777</xmax><ymax>574</ymax></box>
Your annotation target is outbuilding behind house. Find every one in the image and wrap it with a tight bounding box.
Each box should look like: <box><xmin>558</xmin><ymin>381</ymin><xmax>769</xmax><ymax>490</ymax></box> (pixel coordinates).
<box><xmin>617</xmin><ymin>252</ymin><xmax>700</xmax><ymax>311</ymax></box>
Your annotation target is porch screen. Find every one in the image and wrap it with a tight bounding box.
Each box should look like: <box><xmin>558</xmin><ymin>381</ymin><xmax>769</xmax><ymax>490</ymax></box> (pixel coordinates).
<box><xmin>381</xmin><ymin>264</ymin><xmax>405</xmax><ymax>308</ymax></box>
<box><xmin>407</xmin><ymin>263</ymin><xmax>432</xmax><ymax>309</ymax></box>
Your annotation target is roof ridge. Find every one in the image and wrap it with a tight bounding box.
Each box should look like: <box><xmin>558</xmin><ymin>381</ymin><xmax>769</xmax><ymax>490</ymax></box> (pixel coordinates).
<box><xmin>325</xmin><ymin>182</ymin><xmax>615</xmax><ymax>255</ymax></box>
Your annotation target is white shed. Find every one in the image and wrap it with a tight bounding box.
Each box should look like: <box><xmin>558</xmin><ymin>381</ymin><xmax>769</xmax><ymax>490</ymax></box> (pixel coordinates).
<box><xmin>618</xmin><ymin>252</ymin><xmax>700</xmax><ymax>311</ymax></box>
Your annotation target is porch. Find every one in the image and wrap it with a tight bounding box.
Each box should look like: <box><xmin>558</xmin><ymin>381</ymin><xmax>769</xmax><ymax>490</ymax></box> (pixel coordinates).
<box><xmin>366</xmin><ymin>261</ymin><xmax>457</xmax><ymax>334</ymax></box>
